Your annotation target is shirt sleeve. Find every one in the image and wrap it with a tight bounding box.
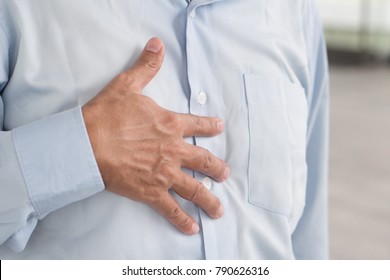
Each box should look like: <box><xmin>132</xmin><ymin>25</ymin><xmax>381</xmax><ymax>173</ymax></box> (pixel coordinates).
<box><xmin>0</xmin><ymin>21</ymin><xmax>105</xmax><ymax>252</ymax></box>
<box><xmin>291</xmin><ymin>0</ymin><xmax>330</xmax><ymax>259</ymax></box>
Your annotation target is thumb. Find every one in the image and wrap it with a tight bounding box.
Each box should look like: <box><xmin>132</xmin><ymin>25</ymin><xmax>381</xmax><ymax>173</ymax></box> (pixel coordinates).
<box><xmin>125</xmin><ymin>37</ymin><xmax>165</xmax><ymax>91</ymax></box>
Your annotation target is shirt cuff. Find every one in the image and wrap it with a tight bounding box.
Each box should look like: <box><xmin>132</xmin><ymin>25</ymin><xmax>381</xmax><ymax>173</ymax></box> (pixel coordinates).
<box><xmin>12</xmin><ymin>106</ymin><xmax>105</xmax><ymax>219</ymax></box>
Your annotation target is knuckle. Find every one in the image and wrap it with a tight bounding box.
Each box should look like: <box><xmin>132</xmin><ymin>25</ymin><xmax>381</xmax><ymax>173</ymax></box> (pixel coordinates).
<box><xmin>168</xmin><ymin>113</ymin><xmax>183</xmax><ymax>130</ymax></box>
<box><xmin>114</xmin><ymin>72</ymin><xmax>141</xmax><ymax>95</ymax></box>
<box><xmin>178</xmin><ymin>216</ymin><xmax>192</xmax><ymax>229</ymax></box>
<box><xmin>161</xmin><ymin>164</ymin><xmax>175</xmax><ymax>179</ymax></box>
<box><xmin>143</xmin><ymin>187</ymin><xmax>164</xmax><ymax>204</ymax></box>
<box><xmin>191</xmin><ymin>114</ymin><xmax>201</xmax><ymax>135</ymax></box>
<box><xmin>146</xmin><ymin>60</ymin><xmax>159</xmax><ymax>71</ymax></box>
<box><xmin>114</xmin><ymin>72</ymin><xmax>132</xmax><ymax>91</ymax></box>
<box><xmin>167</xmin><ymin>206</ymin><xmax>182</xmax><ymax>221</ymax></box>
<box><xmin>160</xmin><ymin>113</ymin><xmax>183</xmax><ymax>134</ymax></box>
<box><xmin>156</xmin><ymin>164</ymin><xmax>175</xmax><ymax>187</ymax></box>
<box><xmin>190</xmin><ymin>181</ymin><xmax>204</xmax><ymax>202</ymax></box>
<box><xmin>160</xmin><ymin>141</ymin><xmax>182</xmax><ymax>160</ymax></box>
<box><xmin>139</xmin><ymin>54</ymin><xmax>159</xmax><ymax>72</ymax></box>
<box><xmin>154</xmin><ymin>174</ymin><xmax>169</xmax><ymax>188</ymax></box>
<box><xmin>201</xmin><ymin>149</ymin><xmax>213</xmax><ymax>171</ymax></box>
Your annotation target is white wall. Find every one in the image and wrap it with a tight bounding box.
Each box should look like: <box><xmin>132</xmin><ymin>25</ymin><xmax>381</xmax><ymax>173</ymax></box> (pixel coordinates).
<box><xmin>318</xmin><ymin>0</ymin><xmax>390</xmax><ymax>31</ymax></box>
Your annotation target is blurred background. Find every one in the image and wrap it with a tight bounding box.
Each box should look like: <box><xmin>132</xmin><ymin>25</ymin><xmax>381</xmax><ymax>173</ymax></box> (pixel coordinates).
<box><xmin>317</xmin><ymin>0</ymin><xmax>390</xmax><ymax>259</ymax></box>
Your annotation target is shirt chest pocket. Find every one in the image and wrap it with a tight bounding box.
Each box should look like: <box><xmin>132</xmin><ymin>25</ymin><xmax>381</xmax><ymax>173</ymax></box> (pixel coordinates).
<box><xmin>244</xmin><ymin>74</ymin><xmax>308</xmax><ymax>217</ymax></box>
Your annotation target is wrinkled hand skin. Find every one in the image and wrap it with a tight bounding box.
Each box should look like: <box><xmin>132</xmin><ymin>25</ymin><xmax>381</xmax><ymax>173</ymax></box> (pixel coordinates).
<box><xmin>82</xmin><ymin>38</ymin><xmax>230</xmax><ymax>235</ymax></box>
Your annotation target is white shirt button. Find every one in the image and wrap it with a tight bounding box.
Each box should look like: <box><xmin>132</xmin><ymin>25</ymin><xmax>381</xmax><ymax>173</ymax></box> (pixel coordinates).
<box><xmin>197</xmin><ymin>91</ymin><xmax>207</xmax><ymax>105</ymax></box>
<box><xmin>201</xmin><ymin>176</ymin><xmax>213</xmax><ymax>190</ymax></box>
<box><xmin>189</xmin><ymin>11</ymin><xmax>196</xmax><ymax>19</ymax></box>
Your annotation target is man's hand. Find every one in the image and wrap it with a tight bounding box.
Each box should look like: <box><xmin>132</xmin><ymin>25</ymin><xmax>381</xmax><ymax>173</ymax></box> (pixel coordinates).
<box><xmin>82</xmin><ymin>38</ymin><xmax>229</xmax><ymax>235</ymax></box>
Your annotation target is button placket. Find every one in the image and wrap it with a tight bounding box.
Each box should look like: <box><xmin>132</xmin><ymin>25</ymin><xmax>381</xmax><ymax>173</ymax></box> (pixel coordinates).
<box><xmin>189</xmin><ymin>10</ymin><xmax>196</xmax><ymax>19</ymax></box>
<box><xmin>186</xmin><ymin>2</ymin><xmax>220</xmax><ymax>260</ymax></box>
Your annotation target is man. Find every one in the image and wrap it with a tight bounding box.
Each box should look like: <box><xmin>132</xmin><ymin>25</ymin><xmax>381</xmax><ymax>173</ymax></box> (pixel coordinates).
<box><xmin>0</xmin><ymin>0</ymin><xmax>329</xmax><ymax>259</ymax></box>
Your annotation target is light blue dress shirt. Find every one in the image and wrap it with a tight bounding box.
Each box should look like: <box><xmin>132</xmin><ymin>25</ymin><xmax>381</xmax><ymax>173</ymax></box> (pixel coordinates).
<box><xmin>0</xmin><ymin>0</ymin><xmax>329</xmax><ymax>259</ymax></box>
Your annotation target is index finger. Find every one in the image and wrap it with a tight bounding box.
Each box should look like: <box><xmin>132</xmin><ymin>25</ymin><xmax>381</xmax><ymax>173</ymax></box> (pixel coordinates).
<box><xmin>178</xmin><ymin>113</ymin><xmax>224</xmax><ymax>137</ymax></box>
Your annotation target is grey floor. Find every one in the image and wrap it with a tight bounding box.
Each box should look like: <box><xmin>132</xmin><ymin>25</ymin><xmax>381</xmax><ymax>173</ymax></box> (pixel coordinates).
<box><xmin>329</xmin><ymin>65</ymin><xmax>390</xmax><ymax>259</ymax></box>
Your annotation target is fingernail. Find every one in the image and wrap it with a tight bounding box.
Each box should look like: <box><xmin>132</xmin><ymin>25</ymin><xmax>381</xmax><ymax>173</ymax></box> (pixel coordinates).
<box><xmin>216</xmin><ymin>120</ymin><xmax>224</xmax><ymax>133</ymax></box>
<box><xmin>191</xmin><ymin>223</ymin><xmax>200</xmax><ymax>234</ymax></box>
<box><xmin>145</xmin><ymin>38</ymin><xmax>162</xmax><ymax>53</ymax></box>
<box><xmin>218</xmin><ymin>204</ymin><xmax>224</xmax><ymax>218</ymax></box>
<box><xmin>224</xmin><ymin>166</ymin><xmax>230</xmax><ymax>180</ymax></box>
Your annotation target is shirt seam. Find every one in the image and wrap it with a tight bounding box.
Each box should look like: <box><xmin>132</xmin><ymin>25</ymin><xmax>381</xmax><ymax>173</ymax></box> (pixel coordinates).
<box><xmin>11</xmin><ymin>130</ymin><xmax>41</xmax><ymax>219</ymax></box>
<box><xmin>75</xmin><ymin>106</ymin><xmax>105</xmax><ymax>191</ymax></box>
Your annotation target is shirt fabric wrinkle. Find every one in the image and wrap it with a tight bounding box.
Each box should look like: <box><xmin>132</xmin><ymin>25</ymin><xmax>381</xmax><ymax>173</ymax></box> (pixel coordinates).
<box><xmin>0</xmin><ymin>0</ymin><xmax>329</xmax><ymax>260</ymax></box>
